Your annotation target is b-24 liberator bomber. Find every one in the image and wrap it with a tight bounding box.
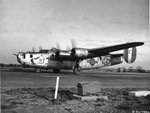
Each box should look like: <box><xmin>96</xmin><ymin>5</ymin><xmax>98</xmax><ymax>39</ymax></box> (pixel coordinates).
<box><xmin>14</xmin><ymin>41</ymin><xmax>144</xmax><ymax>74</ymax></box>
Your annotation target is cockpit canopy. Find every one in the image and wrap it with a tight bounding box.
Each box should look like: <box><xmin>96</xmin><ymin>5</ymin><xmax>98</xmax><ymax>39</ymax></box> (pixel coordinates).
<box><xmin>38</xmin><ymin>48</ymin><xmax>57</xmax><ymax>53</ymax></box>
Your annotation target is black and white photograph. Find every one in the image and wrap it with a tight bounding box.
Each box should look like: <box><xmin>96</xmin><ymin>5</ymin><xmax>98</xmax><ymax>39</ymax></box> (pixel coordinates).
<box><xmin>0</xmin><ymin>0</ymin><xmax>150</xmax><ymax>113</ymax></box>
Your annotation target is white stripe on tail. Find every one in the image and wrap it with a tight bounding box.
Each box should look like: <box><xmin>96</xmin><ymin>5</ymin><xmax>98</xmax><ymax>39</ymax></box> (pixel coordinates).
<box><xmin>124</xmin><ymin>47</ymin><xmax>137</xmax><ymax>63</ymax></box>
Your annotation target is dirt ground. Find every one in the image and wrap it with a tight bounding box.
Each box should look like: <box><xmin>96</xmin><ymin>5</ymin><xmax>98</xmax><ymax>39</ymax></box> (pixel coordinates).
<box><xmin>1</xmin><ymin>87</ymin><xmax>150</xmax><ymax>113</ymax></box>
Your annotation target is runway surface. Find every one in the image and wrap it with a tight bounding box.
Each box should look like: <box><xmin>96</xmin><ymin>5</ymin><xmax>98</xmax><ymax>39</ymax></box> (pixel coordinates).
<box><xmin>1</xmin><ymin>69</ymin><xmax>150</xmax><ymax>89</ymax></box>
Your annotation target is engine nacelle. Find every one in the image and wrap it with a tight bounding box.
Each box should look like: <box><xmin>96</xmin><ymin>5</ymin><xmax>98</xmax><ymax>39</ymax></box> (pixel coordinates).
<box><xmin>71</xmin><ymin>48</ymin><xmax>89</xmax><ymax>59</ymax></box>
<box><xmin>56</xmin><ymin>50</ymin><xmax>71</xmax><ymax>60</ymax></box>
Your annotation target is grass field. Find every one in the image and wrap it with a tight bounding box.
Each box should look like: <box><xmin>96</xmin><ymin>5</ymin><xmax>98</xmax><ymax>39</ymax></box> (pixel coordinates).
<box><xmin>1</xmin><ymin>69</ymin><xmax>150</xmax><ymax>113</ymax></box>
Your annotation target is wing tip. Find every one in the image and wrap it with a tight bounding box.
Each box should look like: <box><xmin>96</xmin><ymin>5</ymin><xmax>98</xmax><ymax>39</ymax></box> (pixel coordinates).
<box><xmin>128</xmin><ymin>42</ymin><xmax>144</xmax><ymax>46</ymax></box>
<box><xmin>140</xmin><ymin>42</ymin><xmax>144</xmax><ymax>45</ymax></box>
<box><xmin>137</xmin><ymin>42</ymin><xmax>144</xmax><ymax>46</ymax></box>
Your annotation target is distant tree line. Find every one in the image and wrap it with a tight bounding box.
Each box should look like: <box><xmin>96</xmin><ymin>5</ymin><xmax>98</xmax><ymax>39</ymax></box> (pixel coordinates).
<box><xmin>117</xmin><ymin>66</ymin><xmax>146</xmax><ymax>73</ymax></box>
<box><xmin>0</xmin><ymin>63</ymin><xmax>149</xmax><ymax>73</ymax></box>
<box><xmin>0</xmin><ymin>63</ymin><xmax>21</xmax><ymax>68</ymax></box>
<box><xmin>96</xmin><ymin>66</ymin><xmax>149</xmax><ymax>73</ymax></box>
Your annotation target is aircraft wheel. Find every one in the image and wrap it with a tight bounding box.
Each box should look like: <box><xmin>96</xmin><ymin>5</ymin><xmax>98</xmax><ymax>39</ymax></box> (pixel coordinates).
<box><xmin>73</xmin><ymin>67</ymin><xmax>82</xmax><ymax>75</ymax></box>
<box><xmin>53</xmin><ymin>69</ymin><xmax>60</xmax><ymax>73</ymax></box>
<box><xmin>35</xmin><ymin>68</ymin><xmax>41</xmax><ymax>73</ymax></box>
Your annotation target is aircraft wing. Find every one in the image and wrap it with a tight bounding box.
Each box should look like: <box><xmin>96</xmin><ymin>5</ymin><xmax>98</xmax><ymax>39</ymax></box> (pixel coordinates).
<box><xmin>88</xmin><ymin>42</ymin><xmax>144</xmax><ymax>57</ymax></box>
<box><xmin>56</xmin><ymin>42</ymin><xmax>144</xmax><ymax>61</ymax></box>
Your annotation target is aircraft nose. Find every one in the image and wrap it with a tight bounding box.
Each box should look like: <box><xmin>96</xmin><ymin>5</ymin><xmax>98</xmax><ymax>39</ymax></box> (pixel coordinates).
<box><xmin>14</xmin><ymin>52</ymin><xmax>23</xmax><ymax>64</ymax></box>
<box><xmin>13</xmin><ymin>53</ymin><xmax>19</xmax><ymax>62</ymax></box>
<box><xmin>16</xmin><ymin>53</ymin><xmax>21</xmax><ymax>63</ymax></box>
<box><xmin>13</xmin><ymin>52</ymin><xmax>26</xmax><ymax>65</ymax></box>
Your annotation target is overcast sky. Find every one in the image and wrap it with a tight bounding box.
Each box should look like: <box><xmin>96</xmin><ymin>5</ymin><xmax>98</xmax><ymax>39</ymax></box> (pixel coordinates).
<box><xmin>0</xmin><ymin>0</ymin><xmax>149</xmax><ymax>69</ymax></box>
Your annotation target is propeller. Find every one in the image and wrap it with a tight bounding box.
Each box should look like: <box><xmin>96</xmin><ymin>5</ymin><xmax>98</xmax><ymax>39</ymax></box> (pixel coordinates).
<box><xmin>55</xmin><ymin>39</ymin><xmax>77</xmax><ymax>51</ymax></box>
<box><xmin>71</xmin><ymin>39</ymin><xmax>77</xmax><ymax>48</ymax></box>
<box><xmin>39</xmin><ymin>46</ymin><xmax>43</xmax><ymax>51</ymax></box>
<box><xmin>56</xmin><ymin>42</ymin><xmax>61</xmax><ymax>50</ymax></box>
<box><xmin>32</xmin><ymin>47</ymin><xmax>35</xmax><ymax>52</ymax></box>
<box><xmin>64</xmin><ymin>39</ymin><xmax>77</xmax><ymax>50</ymax></box>
<box><xmin>66</xmin><ymin>45</ymin><xmax>71</xmax><ymax>50</ymax></box>
<box><xmin>30</xmin><ymin>46</ymin><xmax>43</xmax><ymax>52</ymax></box>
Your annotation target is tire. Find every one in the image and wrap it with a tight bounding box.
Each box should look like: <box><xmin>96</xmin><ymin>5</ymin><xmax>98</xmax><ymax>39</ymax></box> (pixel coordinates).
<box><xmin>73</xmin><ymin>67</ymin><xmax>82</xmax><ymax>75</ymax></box>
<box><xmin>35</xmin><ymin>68</ymin><xmax>41</xmax><ymax>73</ymax></box>
<box><xmin>53</xmin><ymin>69</ymin><xmax>60</xmax><ymax>73</ymax></box>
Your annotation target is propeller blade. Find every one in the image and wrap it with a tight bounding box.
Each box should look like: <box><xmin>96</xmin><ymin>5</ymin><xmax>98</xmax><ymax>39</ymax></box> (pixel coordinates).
<box><xmin>71</xmin><ymin>39</ymin><xmax>77</xmax><ymax>48</ymax></box>
<box><xmin>32</xmin><ymin>47</ymin><xmax>35</xmax><ymax>52</ymax></box>
<box><xmin>66</xmin><ymin>45</ymin><xmax>71</xmax><ymax>50</ymax></box>
<box><xmin>56</xmin><ymin>42</ymin><xmax>61</xmax><ymax>49</ymax></box>
<box><xmin>39</xmin><ymin>46</ymin><xmax>43</xmax><ymax>51</ymax></box>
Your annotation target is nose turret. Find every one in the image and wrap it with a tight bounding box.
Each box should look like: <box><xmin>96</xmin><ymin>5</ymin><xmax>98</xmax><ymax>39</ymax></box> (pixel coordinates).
<box><xmin>13</xmin><ymin>52</ymin><xmax>25</xmax><ymax>64</ymax></box>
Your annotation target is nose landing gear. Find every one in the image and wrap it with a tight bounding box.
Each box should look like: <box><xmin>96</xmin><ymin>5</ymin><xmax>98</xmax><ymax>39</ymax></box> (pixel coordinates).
<box><xmin>35</xmin><ymin>68</ymin><xmax>41</xmax><ymax>73</ymax></box>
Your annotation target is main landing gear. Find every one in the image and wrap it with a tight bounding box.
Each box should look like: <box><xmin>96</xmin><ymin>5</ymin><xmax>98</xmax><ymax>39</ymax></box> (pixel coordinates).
<box><xmin>73</xmin><ymin>66</ymin><xmax>82</xmax><ymax>75</ymax></box>
<box><xmin>73</xmin><ymin>61</ymin><xmax>82</xmax><ymax>75</ymax></box>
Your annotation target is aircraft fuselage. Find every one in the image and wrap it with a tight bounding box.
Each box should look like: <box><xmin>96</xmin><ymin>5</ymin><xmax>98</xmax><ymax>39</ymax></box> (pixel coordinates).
<box><xmin>17</xmin><ymin>51</ymin><xmax>123</xmax><ymax>70</ymax></box>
